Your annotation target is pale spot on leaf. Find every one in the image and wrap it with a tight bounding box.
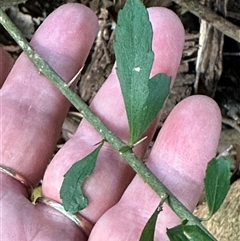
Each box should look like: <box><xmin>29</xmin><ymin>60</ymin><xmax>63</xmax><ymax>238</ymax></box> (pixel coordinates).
<box><xmin>133</xmin><ymin>67</ymin><xmax>141</xmax><ymax>72</ymax></box>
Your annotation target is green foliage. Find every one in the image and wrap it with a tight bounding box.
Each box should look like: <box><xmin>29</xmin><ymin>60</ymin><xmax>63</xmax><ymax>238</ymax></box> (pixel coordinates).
<box><xmin>204</xmin><ymin>156</ymin><xmax>231</xmax><ymax>219</ymax></box>
<box><xmin>167</xmin><ymin>222</ymin><xmax>215</xmax><ymax>241</ymax></box>
<box><xmin>182</xmin><ymin>225</ymin><xmax>215</xmax><ymax>241</ymax></box>
<box><xmin>60</xmin><ymin>143</ymin><xmax>103</xmax><ymax>214</ymax></box>
<box><xmin>114</xmin><ymin>0</ymin><xmax>170</xmax><ymax>145</ymax></box>
<box><xmin>139</xmin><ymin>194</ymin><xmax>169</xmax><ymax>241</ymax></box>
<box><xmin>167</xmin><ymin>225</ymin><xmax>189</xmax><ymax>241</ymax></box>
<box><xmin>139</xmin><ymin>203</ymin><xmax>162</xmax><ymax>241</ymax></box>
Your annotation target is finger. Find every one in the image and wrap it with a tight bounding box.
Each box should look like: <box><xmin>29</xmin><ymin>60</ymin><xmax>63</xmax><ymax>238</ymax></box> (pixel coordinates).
<box><xmin>1</xmin><ymin>174</ymin><xmax>86</xmax><ymax>240</ymax></box>
<box><xmin>42</xmin><ymin>6</ymin><xmax>185</xmax><ymax>224</ymax></box>
<box><xmin>0</xmin><ymin>3</ymin><xmax>98</xmax><ymax>186</ymax></box>
<box><xmin>0</xmin><ymin>47</ymin><xmax>14</xmax><ymax>87</ymax></box>
<box><xmin>90</xmin><ymin>95</ymin><xmax>222</xmax><ymax>240</ymax></box>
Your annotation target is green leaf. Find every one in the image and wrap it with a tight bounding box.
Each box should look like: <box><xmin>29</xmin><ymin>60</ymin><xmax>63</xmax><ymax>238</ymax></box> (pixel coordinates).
<box><xmin>60</xmin><ymin>143</ymin><xmax>103</xmax><ymax>213</ymax></box>
<box><xmin>139</xmin><ymin>194</ymin><xmax>168</xmax><ymax>241</ymax></box>
<box><xmin>167</xmin><ymin>225</ymin><xmax>189</xmax><ymax>241</ymax></box>
<box><xmin>139</xmin><ymin>204</ymin><xmax>161</xmax><ymax>241</ymax></box>
<box><xmin>204</xmin><ymin>156</ymin><xmax>231</xmax><ymax>218</ymax></box>
<box><xmin>114</xmin><ymin>0</ymin><xmax>170</xmax><ymax>145</ymax></box>
<box><xmin>183</xmin><ymin>225</ymin><xmax>215</xmax><ymax>241</ymax></box>
<box><xmin>167</xmin><ymin>224</ymin><xmax>216</xmax><ymax>241</ymax></box>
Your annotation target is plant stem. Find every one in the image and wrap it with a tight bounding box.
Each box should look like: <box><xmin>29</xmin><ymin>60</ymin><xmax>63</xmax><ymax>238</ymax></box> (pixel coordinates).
<box><xmin>0</xmin><ymin>9</ymin><xmax>216</xmax><ymax>240</ymax></box>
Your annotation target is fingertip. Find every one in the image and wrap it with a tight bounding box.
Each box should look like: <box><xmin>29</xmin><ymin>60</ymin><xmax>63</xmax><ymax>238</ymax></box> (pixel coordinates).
<box><xmin>148</xmin><ymin>7</ymin><xmax>185</xmax><ymax>81</ymax></box>
<box><xmin>30</xmin><ymin>3</ymin><xmax>99</xmax><ymax>81</ymax></box>
<box><xmin>32</xmin><ymin>3</ymin><xmax>99</xmax><ymax>54</ymax></box>
<box><xmin>153</xmin><ymin>95</ymin><xmax>222</xmax><ymax>172</ymax></box>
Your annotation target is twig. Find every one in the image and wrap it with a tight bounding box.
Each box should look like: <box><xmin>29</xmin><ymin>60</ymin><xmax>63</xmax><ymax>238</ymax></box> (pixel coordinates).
<box><xmin>0</xmin><ymin>8</ymin><xmax>217</xmax><ymax>240</ymax></box>
<box><xmin>222</xmin><ymin>117</ymin><xmax>240</xmax><ymax>134</ymax></box>
<box><xmin>173</xmin><ymin>0</ymin><xmax>240</xmax><ymax>43</ymax></box>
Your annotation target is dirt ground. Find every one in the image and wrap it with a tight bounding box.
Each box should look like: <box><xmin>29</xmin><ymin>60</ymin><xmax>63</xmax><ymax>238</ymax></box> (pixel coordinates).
<box><xmin>1</xmin><ymin>0</ymin><xmax>240</xmax><ymax>240</ymax></box>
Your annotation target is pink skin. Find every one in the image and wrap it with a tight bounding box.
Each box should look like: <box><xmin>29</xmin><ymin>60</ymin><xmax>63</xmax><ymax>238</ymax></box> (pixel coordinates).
<box><xmin>0</xmin><ymin>47</ymin><xmax>14</xmax><ymax>87</ymax></box>
<box><xmin>0</xmin><ymin>3</ymin><xmax>221</xmax><ymax>241</ymax></box>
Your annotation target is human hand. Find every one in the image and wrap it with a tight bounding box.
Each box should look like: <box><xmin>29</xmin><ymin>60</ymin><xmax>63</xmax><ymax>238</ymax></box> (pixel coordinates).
<box><xmin>0</xmin><ymin>3</ymin><xmax>221</xmax><ymax>240</ymax></box>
